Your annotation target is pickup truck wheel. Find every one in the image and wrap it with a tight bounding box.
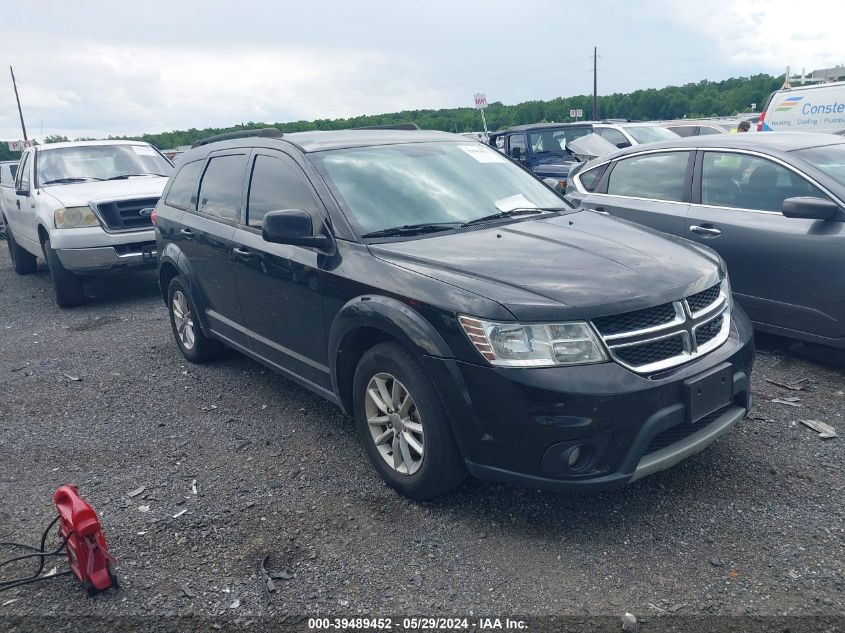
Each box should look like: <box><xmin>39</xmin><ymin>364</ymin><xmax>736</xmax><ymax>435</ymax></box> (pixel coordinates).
<box><xmin>43</xmin><ymin>238</ymin><xmax>85</xmax><ymax>307</ymax></box>
<box><xmin>167</xmin><ymin>276</ymin><xmax>223</xmax><ymax>363</ymax></box>
<box><xmin>353</xmin><ymin>342</ymin><xmax>467</xmax><ymax>500</ymax></box>
<box><xmin>5</xmin><ymin>224</ymin><xmax>37</xmax><ymax>274</ymax></box>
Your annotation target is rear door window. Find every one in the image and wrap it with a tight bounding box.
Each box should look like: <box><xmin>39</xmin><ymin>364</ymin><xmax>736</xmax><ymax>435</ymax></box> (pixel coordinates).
<box><xmin>246</xmin><ymin>154</ymin><xmax>321</xmax><ymax>229</ymax></box>
<box><xmin>700</xmin><ymin>152</ymin><xmax>829</xmax><ymax>212</ymax></box>
<box><xmin>508</xmin><ymin>134</ymin><xmax>526</xmax><ymax>159</ymax></box>
<box><xmin>596</xmin><ymin>127</ymin><xmax>630</xmax><ymax>148</ymax></box>
<box><xmin>607</xmin><ymin>152</ymin><xmax>691</xmax><ymax>202</ymax></box>
<box><xmin>164</xmin><ymin>159</ymin><xmax>204</xmax><ymax>210</ymax></box>
<box><xmin>197</xmin><ymin>154</ymin><xmax>248</xmax><ymax>221</ymax></box>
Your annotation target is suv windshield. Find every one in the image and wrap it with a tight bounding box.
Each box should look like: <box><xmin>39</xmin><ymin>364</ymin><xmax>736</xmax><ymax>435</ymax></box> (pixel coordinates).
<box><xmin>792</xmin><ymin>143</ymin><xmax>845</xmax><ymax>188</ymax></box>
<box><xmin>309</xmin><ymin>142</ymin><xmax>569</xmax><ymax>236</ymax></box>
<box><xmin>622</xmin><ymin>125</ymin><xmax>679</xmax><ymax>144</ymax></box>
<box><xmin>38</xmin><ymin>144</ymin><xmax>172</xmax><ymax>185</ymax></box>
<box><xmin>528</xmin><ymin>128</ymin><xmax>590</xmax><ymax>154</ymax></box>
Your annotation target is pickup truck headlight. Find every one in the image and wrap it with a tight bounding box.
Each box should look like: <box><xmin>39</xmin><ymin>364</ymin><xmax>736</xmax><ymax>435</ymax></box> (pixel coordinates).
<box><xmin>54</xmin><ymin>206</ymin><xmax>100</xmax><ymax>229</ymax></box>
<box><xmin>459</xmin><ymin>316</ymin><xmax>607</xmax><ymax>367</ymax></box>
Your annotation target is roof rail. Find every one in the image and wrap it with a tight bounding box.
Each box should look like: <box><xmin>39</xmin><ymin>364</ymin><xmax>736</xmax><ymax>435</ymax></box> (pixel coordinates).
<box><xmin>191</xmin><ymin>127</ymin><xmax>283</xmax><ymax>149</ymax></box>
<box><xmin>350</xmin><ymin>123</ymin><xmax>420</xmax><ymax>131</ymax></box>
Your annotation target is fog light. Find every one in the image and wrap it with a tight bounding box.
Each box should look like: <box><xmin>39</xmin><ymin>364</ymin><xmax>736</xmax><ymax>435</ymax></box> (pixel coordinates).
<box><xmin>567</xmin><ymin>445</ymin><xmax>582</xmax><ymax>467</ymax></box>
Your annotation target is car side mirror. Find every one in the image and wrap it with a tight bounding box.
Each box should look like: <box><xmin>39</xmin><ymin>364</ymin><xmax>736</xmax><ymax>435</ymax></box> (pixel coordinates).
<box><xmin>15</xmin><ymin>186</ymin><xmax>29</xmax><ymax>196</ymax></box>
<box><xmin>782</xmin><ymin>197</ymin><xmax>840</xmax><ymax>221</ymax></box>
<box><xmin>616</xmin><ymin>142</ymin><xmax>631</xmax><ymax>149</ymax></box>
<box><xmin>262</xmin><ymin>209</ymin><xmax>331</xmax><ymax>248</ymax></box>
<box><xmin>511</xmin><ymin>147</ymin><xmax>522</xmax><ymax>161</ymax></box>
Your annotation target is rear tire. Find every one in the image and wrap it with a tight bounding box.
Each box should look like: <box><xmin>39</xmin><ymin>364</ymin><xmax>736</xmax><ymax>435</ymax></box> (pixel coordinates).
<box><xmin>5</xmin><ymin>223</ymin><xmax>37</xmax><ymax>275</ymax></box>
<box><xmin>353</xmin><ymin>341</ymin><xmax>467</xmax><ymax>500</ymax></box>
<box><xmin>43</xmin><ymin>238</ymin><xmax>84</xmax><ymax>307</ymax></box>
<box><xmin>167</xmin><ymin>276</ymin><xmax>224</xmax><ymax>363</ymax></box>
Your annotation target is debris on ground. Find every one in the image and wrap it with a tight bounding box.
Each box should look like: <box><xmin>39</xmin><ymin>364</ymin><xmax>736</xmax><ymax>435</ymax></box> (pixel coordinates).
<box><xmin>621</xmin><ymin>612</ymin><xmax>638</xmax><ymax>632</ymax></box>
<box><xmin>191</xmin><ymin>479</ymin><xmax>198</xmax><ymax>495</ymax></box>
<box><xmin>63</xmin><ymin>373</ymin><xmax>82</xmax><ymax>382</ymax></box>
<box><xmin>172</xmin><ymin>509</ymin><xmax>187</xmax><ymax>519</ymax></box>
<box><xmin>765</xmin><ymin>377</ymin><xmax>810</xmax><ymax>391</ymax></box>
<box><xmin>772</xmin><ymin>397</ymin><xmax>802</xmax><ymax>407</ymax></box>
<box><xmin>181</xmin><ymin>585</ymin><xmax>197</xmax><ymax>599</ymax></box>
<box><xmin>126</xmin><ymin>486</ymin><xmax>146</xmax><ymax>498</ymax></box>
<box><xmin>799</xmin><ymin>419</ymin><xmax>838</xmax><ymax>439</ymax></box>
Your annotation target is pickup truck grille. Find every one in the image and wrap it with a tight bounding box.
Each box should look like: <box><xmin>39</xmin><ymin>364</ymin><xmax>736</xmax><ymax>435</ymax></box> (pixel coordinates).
<box><xmin>591</xmin><ymin>280</ymin><xmax>730</xmax><ymax>373</ymax></box>
<box><xmin>93</xmin><ymin>197</ymin><xmax>159</xmax><ymax>232</ymax></box>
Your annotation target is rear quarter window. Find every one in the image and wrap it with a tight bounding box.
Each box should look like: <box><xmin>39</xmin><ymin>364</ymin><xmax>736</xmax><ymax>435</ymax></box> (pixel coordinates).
<box><xmin>165</xmin><ymin>159</ymin><xmax>204</xmax><ymax>210</ymax></box>
<box><xmin>578</xmin><ymin>163</ymin><xmax>609</xmax><ymax>192</ymax></box>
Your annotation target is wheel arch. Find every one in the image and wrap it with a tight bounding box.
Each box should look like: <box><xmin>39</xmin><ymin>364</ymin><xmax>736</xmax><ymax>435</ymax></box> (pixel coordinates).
<box><xmin>329</xmin><ymin>296</ymin><xmax>453</xmax><ymax>415</ymax></box>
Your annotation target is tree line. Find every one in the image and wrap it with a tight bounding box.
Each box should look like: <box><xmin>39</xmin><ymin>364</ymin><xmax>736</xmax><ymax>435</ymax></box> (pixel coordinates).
<box><xmin>1</xmin><ymin>73</ymin><xmax>781</xmax><ymax>160</ymax></box>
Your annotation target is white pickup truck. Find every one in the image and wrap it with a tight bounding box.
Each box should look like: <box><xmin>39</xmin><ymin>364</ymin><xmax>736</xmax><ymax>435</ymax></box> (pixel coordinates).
<box><xmin>1</xmin><ymin>140</ymin><xmax>172</xmax><ymax>307</ymax></box>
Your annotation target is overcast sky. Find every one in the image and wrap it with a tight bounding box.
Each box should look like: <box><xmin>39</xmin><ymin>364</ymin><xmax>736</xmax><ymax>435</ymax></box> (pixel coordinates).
<box><xmin>1</xmin><ymin>0</ymin><xmax>843</xmax><ymax>140</ymax></box>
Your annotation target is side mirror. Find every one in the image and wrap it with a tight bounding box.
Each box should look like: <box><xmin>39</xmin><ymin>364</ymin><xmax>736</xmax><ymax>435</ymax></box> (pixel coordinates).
<box><xmin>616</xmin><ymin>142</ymin><xmax>631</xmax><ymax>149</ymax></box>
<box><xmin>262</xmin><ymin>209</ymin><xmax>331</xmax><ymax>248</ymax></box>
<box><xmin>511</xmin><ymin>147</ymin><xmax>522</xmax><ymax>161</ymax></box>
<box><xmin>15</xmin><ymin>186</ymin><xmax>29</xmax><ymax>196</ymax></box>
<box><xmin>782</xmin><ymin>197</ymin><xmax>840</xmax><ymax>221</ymax></box>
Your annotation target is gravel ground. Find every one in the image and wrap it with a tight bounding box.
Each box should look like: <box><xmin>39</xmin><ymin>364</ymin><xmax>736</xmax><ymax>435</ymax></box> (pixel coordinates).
<box><xmin>0</xmin><ymin>245</ymin><xmax>843</xmax><ymax>630</ymax></box>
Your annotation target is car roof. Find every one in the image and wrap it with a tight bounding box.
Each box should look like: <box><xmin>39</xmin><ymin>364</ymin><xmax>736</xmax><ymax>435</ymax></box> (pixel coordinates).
<box><xmin>178</xmin><ymin>129</ymin><xmax>467</xmax><ymax>161</ymax></box>
<box><xmin>36</xmin><ymin>140</ymin><xmax>153</xmax><ymax>151</ymax></box>
<box><xmin>593</xmin><ymin>132</ymin><xmax>845</xmax><ymax>162</ymax></box>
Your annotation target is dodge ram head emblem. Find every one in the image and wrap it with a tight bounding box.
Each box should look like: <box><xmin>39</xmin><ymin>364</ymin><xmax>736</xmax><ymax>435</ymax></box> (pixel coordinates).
<box><xmin>139</xmin><ymin>207</ymin><xmax>154</xmax><ymax>217</ymax></box>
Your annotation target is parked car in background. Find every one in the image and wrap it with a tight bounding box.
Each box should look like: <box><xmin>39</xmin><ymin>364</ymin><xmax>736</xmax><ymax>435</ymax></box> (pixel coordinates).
<box><xmin>156</xmin><ymin>127</ymin><xmax>753</xmax><ymax>500</ymax></box>
<box><xmin>1</xmin><ymin>140</ymin><xmax>172</xmax><ymax>307</ymax></box>
<box><xmin>758</xmin><ymin>80</ymin><xmax>845</xmax><ymax>133</ymax></box>
<box><xmin>489</xmin><ymin>121</ymin><xmax>678</xmax><ymax>189</ymax></box>
<box><xmin>566</xmin><ymin>133</ymin><xmax>845</xmax><ymax>349</ymax></box>
<box><xmin>660</xmin><ymin>119</ymin><xmax>740</xmax><ymax>136</ymax></box>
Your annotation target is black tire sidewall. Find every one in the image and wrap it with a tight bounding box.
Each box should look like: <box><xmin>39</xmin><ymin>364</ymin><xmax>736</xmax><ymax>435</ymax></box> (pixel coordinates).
<box><xmin>6</xmin><ymin>225</ymin><xmax>37</xmax><ymax>274</ymax></box>
<box><xmin>44</xmin><ymin>238</ymin><xmax>84</xmax><ymax>307</ymax></box>
<box><xmin>353</xmin><ymin>342</ymin><xmax>466</xmax><ymax>500</ymax></box>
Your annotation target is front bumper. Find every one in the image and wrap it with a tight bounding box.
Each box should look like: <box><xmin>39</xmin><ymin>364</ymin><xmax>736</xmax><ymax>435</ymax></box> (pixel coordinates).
<box><xmin>56</xmin><ymin>242</ymin><xmax>157</xmax><ymax>273</ymax></box>
<box><xmin>424</xmin><ymin>306</ymin><xmax>755</xmax><ymax>492</ymax></box>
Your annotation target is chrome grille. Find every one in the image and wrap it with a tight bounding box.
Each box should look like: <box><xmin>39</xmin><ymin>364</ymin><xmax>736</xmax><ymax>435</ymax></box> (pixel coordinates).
<box><xmin>592</xmin><ymin>302</ymin><xmax>677</xmax><ymax>336</ymax></box>
<box><xmin>591</xmin><ymin>280</ymin><xmax>730</xmax><ymax>373</ymax></box>
<box><xmin>93</xmin><ymin>197</ymin><xmax>159</xmax><ymax>232</ymax></box>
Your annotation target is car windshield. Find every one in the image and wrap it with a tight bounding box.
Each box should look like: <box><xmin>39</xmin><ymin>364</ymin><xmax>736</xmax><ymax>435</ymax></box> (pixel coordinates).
<box><xmin>38</xmin><ymin>144</ymin><xmax>172</xmax><ymax>185</ymax></box>
<box><xmin>791</xmin><ymin>144</ymin><xmax>845</xmax><ymax>188</ymax></box>
<box><xmin>309</xmin><ymin>142</ymin><xmax>570</xmax><ymax>236</ymax></box>
<box><xmin>622</xmin><ymin>125</ymin><xmax>680</xmax><ymax>144</ymax></box>
<box><xmin>528</xmin><ymin>128</ymin><xmax>590</xmax><ymax>154</ymax></box>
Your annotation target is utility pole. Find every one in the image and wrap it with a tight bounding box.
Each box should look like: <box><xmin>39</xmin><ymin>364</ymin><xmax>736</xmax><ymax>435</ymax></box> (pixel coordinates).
<box><xmin>10</xmin><ymin>66</ymin><xmax>28</xmax><ymax>141</ymax></box>
<box><xmin>592</xmin><ymin>47</ymin><xmax>598</xmax><ymax>120</ymax></box>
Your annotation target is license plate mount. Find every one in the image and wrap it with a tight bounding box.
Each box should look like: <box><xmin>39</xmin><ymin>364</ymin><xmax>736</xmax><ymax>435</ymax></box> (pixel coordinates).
<box><xmin>684</xmin><ymin>362</ymin><xmax>733</xmax><ymax>424</ymax></box>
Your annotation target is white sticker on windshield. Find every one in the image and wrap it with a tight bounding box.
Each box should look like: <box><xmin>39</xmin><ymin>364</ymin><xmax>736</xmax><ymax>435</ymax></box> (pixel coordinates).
<box><xmin>458</xmin><ymin>144</ymin><xmax>508</xmax><ymax>164</ymax></box>
<box><xmin>131</xmin><ymin>145</ymin><xmax>157</xmax><ymax>156</ymax></box>
<box><xmin>494</xmin><ymin>193</ymin><xmax>538</xmax><ymax>212</ymax></box>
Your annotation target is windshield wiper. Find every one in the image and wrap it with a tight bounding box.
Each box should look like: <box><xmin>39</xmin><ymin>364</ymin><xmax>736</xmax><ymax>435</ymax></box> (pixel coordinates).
<box><xmin>41</xmin><ymin>177</ymin><xmax>104</xmax><ymax>185</ymax></box>
<box><xmin>461</xmin><ymin>207</ymin><xmax>565</xmax><ymax>227</ymax></box>
<box><xmin>105</xmin><ymin>173</ymin><xmax>168</xmax><ymax>180</ymax></box>
<box><xmin>361</xmin><ymin>222</ymin><xmax>462</xmax><ymax>239</ymax></box>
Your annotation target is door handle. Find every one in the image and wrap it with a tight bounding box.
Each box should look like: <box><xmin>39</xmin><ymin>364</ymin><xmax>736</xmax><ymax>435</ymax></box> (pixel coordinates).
<box><xmin>593</xmin><ymin>207</ymin><xmax>611</xmax><ymax>216</ymax></box>
<box><xmin>180</xmin><ymin>228</ymin><xmax>194</xmax><ymax>238</ymax></box>
<box><xmin>690</xmin><ymin>224</ymin><xmax>722</xmax><ymax>237</ymax></box>
<box><xmin>232</xmin><ymin>247</ymin><xmax>254</xmax><ymax>261</ymax></box>
<box><xmin>16</xmin><ymin>199</ymin><xmax>20</xmax><ymax>209</ymax></box>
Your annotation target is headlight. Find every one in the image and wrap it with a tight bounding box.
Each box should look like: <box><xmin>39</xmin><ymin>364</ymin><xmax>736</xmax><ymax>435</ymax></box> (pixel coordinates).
<box><xmin>54</xmin><ymin>206</ymin><xmax>100</xmax><ymax>229</ymax></box>
<box><xmin>459</xmin><ymin>316</ymin><xmax>608</xmax><ymax>367</ymax></box>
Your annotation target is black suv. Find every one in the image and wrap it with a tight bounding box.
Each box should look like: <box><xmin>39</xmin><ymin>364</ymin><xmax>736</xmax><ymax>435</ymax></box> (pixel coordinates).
<box><xmin>155</xmin><ymin>127</ymin><xmax>754</xmax><ymax>500</ymax></box>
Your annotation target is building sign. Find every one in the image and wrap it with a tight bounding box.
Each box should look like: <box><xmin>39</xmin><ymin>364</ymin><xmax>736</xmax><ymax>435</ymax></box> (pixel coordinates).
<box><xmin>473</xmin><ymin>93</ymin><xmax>487</xmax><ymax>109</ymax></box>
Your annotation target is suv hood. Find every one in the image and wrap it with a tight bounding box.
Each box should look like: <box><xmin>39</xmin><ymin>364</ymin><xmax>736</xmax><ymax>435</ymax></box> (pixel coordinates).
<box><xmin>370</xmin><ymin>211</ymin><xmax>723</xmax><ymax>321</ymax></box>
<box><xmin>41</xmin><ymin>177</ymin><xmax>167</xmax><ymax>208</ymax></box>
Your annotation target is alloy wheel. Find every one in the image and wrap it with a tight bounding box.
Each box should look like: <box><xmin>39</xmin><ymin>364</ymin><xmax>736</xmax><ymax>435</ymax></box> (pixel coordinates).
<box><xmin>364</xmin><ymin>372</ymin><xmax>425</xmax><ymax>475</ymax></box>
<box><xmin>172</xmin><ymin>290</ymin><xmax>196</xmax><ymax>351</ymax></box>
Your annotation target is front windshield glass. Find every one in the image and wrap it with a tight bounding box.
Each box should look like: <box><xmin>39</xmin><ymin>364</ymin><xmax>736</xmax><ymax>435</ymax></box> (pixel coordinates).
<box><xmin>623</xmin><ymin>125</ymin><xmax>680</xmax><ymax>144</ymax></box>
<box><xmin>528</xmin><ymin>127</ymin><xmax>590</xmax><ymax>155</ymax></box>
<box><xmin>309</xmin><ymin>142</ymin><xmax>569</xmax><ymax>236</ymax></box>
<box><xmin>791</xmin><ymin>144</ymin><xmax>845</xmax><ymax>188</ymax></box>
<box><xmin>38</xmin><ymin>144</ymin><xmax>172</xmax><ymax>185</ymax></box>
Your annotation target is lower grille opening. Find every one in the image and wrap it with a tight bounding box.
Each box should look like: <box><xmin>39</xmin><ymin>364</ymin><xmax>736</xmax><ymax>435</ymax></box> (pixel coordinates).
<box><xmin>643</xmin><ymin>406</ymin><xmax>731</xmax><ymax>455</ymax></box>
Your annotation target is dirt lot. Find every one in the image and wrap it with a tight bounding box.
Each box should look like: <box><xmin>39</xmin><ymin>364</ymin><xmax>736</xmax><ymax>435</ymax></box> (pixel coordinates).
<box><xmin>0</xmin><ymin>246</ymin><xmax>843</xmax><ymax>630</ymax></box>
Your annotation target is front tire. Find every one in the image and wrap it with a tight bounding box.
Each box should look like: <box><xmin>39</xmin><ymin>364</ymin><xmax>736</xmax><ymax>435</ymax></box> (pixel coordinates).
<box><xmin>43</xmin><ymin>238</ymin><xmax>84</xmax><ymax>307</ymax></box>
<box><xmin>167</xmin><ymin>276</ymin><xmax>223</xmax><ymax>363</ymax></box>
<box><xmin>5</xmin><ymin>223</ymin><xmax>37</xmax><ymax>275</ymax></box>
<box><xmin>353</xmin><ymin>342</ymin><xmax>467</xmax><ymax>500</ymax></box>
